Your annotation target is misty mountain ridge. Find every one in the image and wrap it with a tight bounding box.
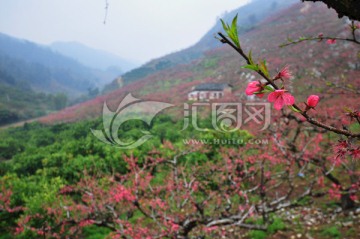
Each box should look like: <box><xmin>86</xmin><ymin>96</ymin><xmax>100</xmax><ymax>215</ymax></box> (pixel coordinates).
<box><xmin>0</xmin><ymin>32</ymin><xmax>138</xmax><ymax>94</ymax></box>
<box><xmin>0</xmin><ymin>32</ymin><xmax>99</xmax><ymax>96</ymax></box>
<box><xmin>104</xmin><ymin>0</ymin><xmax>297</xmax><ymax>91</ymax></box>
<box><xmin>50</xmin><ymin>41</ymin><xmax>139</xmax><ymax>73</ymax></box>
<box><xmin>0</xmin><ymin>33</ymin><xmax>127</xmax><ymax>125</ymax></box>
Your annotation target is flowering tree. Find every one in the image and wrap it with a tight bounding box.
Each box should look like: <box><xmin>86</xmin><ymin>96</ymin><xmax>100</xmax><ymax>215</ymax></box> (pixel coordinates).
<box><xmin>14</xmin><ymin>139</ymin><xmax>326</xmax><ymax>238</ymax></box>
<box><xmin>3</xmin><ymin>2</ymin><xmax>360</xmax><ymax>239</ymax></box>
<box><xmin>218</xmin><ymin>12</ymin><xmax>360</xmax><ymax>208</ymax></box>
<box><xmin>219</xmin><ymin>15</ymin><xmax>359</xmax><ymax>138</ymax></box>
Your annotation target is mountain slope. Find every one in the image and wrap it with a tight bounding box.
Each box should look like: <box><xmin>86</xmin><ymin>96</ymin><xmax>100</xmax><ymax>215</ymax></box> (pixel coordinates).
<box><xmin>50</xmin><ymin>41</ymin><xmax>138</xmax><ymax>72</ymax></box>
<box><xmin>0</xmin><ymin>65</ymin><xmax>70</xmax><ymax>125</ymax></box>
<box><xmin>40</xmin><ymin>2</ymin><xmax>359</xmax><ymax>124</ymax></box>
<box><xmin>0</xmin><ymin>33</ymin><xmax>122</xmax><ymax>125</ymax></box>
<box><xmin>103</xmin><ymin>0</ymin><xmax>297</xmax><ymax>92</ymax></box>
<box><xmin>0</xmin><ymin>33</ymin><xmax>102</xmax><ymax>96</ymax></box>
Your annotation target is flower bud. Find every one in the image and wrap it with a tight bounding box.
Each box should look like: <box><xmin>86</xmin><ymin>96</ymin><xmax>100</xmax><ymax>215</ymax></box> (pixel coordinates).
<box><xmin>245</xmin><ymin>81</ymin><xmax>264</xmax><ymax>98</ymax></box>
<box><xmin>307</xmin><ymin>95</ymin><xmax>319</xmax><ymax>108</ymax></box>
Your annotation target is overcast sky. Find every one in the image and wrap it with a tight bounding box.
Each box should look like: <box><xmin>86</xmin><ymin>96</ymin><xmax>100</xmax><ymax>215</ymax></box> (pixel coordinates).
<box><xmin>0</xmin><ymin>0</ymin><xmax>250</xmax><ymax>64</ymax></box>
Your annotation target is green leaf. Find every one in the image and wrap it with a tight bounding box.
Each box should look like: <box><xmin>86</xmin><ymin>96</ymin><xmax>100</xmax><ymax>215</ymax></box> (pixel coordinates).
<box><xmin>230</xmin><ymin>15</ymin><xmax>239</xmax><ymax>36</ymax></box>
<box><xmin>248</xmin><ymin>50</ymin><xmax>254</xmax><ymax>65</ymax></box>
<box><xmin>220</xmin><ymin>15</ymin><xmax>240</xmax><ymax>48</ymax></box>
<box><xmin>288</xmin><ymin>105</ymin><xmax>302</xmax><ymax>113</ymax></box>
<box><xmin>242</xmin><ymin>64</ymin><xmax>259</xmax><ymax>71</ymax></box>
<box><xmin>231</xmin><ymin>14</ymin><xmax>238</xmax><ymax>32</ymax></box>
<box><xmin>264</xmin><ymin>85</ymin><xmax>274</xmax><ymax>92</ymax></box>
<box><xmin>262</xmin><ymin>60</ymin><xmax>268</xmax><ymax>74</ymax></box>
<box><xmin>259</xmin><ymin>60</ymin><xmax>269</xmax><ymax>77</ymax></box>
<box><xmin>220</xmin><ymin>19</ymin><xmax>229</xmax><ymax>32</ymax></box>
<box><xmin>262</xmin><ymin>89</ymin><xmax>272</xmax><ymax>93</ymax></box>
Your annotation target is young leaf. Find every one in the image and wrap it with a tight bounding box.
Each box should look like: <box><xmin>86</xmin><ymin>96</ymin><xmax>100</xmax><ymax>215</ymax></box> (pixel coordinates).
<box><xmin>264</xmin><ymin>85</ymin><xmax>274</xmax><ymax>92</ymax></box>
<box><xmin>248</xmin><ymin>50</ymin><xmax>254</xmax><ymax>65</ymax></box>
<box><xmin>220</xmin><ymin>19</ymin><xmax>229</xmax><ymax>32</ymax></box>
<box><xmin>288</xmin><ymin>105</ymin><xmax>302</xmax><ymax>113</ymax></box>
<box><xmin>220</xmin><ymin>15</ymin><xmax>240</xmax><ymax>48</ymax></box>
<box><xmin>231</xmin><ymin>14</ymin><xmax>238</xmax><ymax>33</ymax></box>
<box><xmin>242</xmin><ymin>64</ymin><xmax>259</xmax><ymax>71</ymax></box>
<box><xmin>259</xmin><ymin>60</ymin><xmax>269</xmax><ymax>78</ymax></box>
<box><xmin>230</xmin><ymin>15</ymin><xmax>240</xmax><ymax>48</ymax></box>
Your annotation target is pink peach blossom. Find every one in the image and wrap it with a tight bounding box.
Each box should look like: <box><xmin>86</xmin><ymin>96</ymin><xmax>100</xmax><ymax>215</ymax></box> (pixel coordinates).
<box><xmin>268</xmin><ymin>90</ymin><xmax>295</xmax><ymax>110</ymax></box>
<box><xmin>276</xmin><ymin>65</ymin><xmax>292</xmax><ymax>80</ymax></box>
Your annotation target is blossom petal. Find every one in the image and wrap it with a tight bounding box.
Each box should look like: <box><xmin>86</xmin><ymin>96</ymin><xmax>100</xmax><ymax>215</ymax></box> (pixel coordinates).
<box><xmin>246</xmin><ymin>81</ymin><xmax>261</xmax><ymax>96</ymax></box>
<box><xmin>274</xmin><ymin>97</ymin><xmax>284</xmax><ymax>110</ymax></box>
<box><xmin>245</xmin><ymin>88</ymin><xmax>255</xmax><ymax>95</ymax></box>
<box><xmin>267</xmin><ymin>92</ymin><xmax>277</xmax><ymax>102</ymax></box>
<box><xmin>283</xmin><ymin>93</ymin><xmax>295</xmax><ymax>105</ymax></box>
<box><xmin>278</xmin><ymin>66</ymin><xmax>292</xmax><ymax>79</ymax></box>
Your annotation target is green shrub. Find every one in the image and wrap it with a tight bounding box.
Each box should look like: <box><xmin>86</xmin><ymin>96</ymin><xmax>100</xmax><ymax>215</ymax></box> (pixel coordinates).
<box><xmin>321</xmin><ymin>226</ymin><xmax>341</xmax><ymax>239</ymax></box>
<box><xmin>82</xmin><ymin>225</ymin><xmax>112</xmax><ymax>239</ymax></box>
<box><xmin>248</xmin><ymin>230</ymin><xmax>267</xmax><ymax>239</ymax></box>
<box><xmin>267</xmin><ymin>217</ymin><xmax>285</xmax><ymax>234</ymax></box>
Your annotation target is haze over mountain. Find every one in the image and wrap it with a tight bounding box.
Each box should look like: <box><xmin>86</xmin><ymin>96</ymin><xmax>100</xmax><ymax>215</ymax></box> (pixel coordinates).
<box><xmin>50</xmin><ymin>41</ymin><xmax>138</xmax><ymax>73</ymax></box>
<box><xmin>0</xmin><ymin>33</ymin><xmax>125</xmax><ymax>125</ymax></box>
<box><xmin>104</xmin><ymin>0</ymin><xmax>297</xmax><ymax>91</ymax></box>
<box><xmin>0</xmin><ymin>33</ymin><xmax>101</xmax><ymax>96</ymax></box>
